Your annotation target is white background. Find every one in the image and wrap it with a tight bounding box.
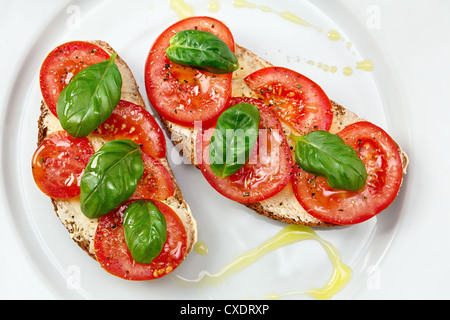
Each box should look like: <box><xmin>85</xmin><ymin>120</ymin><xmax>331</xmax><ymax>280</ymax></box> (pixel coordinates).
<box><xmin>0</xmin><ymin>0</ymin><xmax>449</xmax><ymax>299</ymax></box>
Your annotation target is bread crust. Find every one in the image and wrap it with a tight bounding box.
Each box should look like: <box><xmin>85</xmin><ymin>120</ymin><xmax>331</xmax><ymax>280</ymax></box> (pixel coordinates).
<box><xmin>158</xmin><ymin>44</ymin><xmax>408</xmax><ymax>227</ymax></box>
<box><xmin>37</xmin><ymin>41</ymin><xmax>197</xmax><ymax>262</ymax></box>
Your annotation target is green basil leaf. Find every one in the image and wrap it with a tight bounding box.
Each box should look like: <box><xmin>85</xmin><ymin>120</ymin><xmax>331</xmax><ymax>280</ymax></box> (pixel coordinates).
<box><xmin>293</xmin><ymin>131</ymin><xmax>367</xmax><ymax>191</ymax></box>
<box><xmin>80</xmin><ymin>139</ymin><xmax>144</xmax><ymax>219</ymax></box>
<box><xmin>56</xmin><ymin>53</ymin><xmax>122</xmax><ymax>138</ymax></box>
<box><xmin>209</xmin><ymin>103</ymin><xmax>260</xmax><ymax>178</ymax></box>
<box><xmin>166</xmin><ymin>30</ymin><xmax>239</xmax><ymax>74</ymax></box>
<box><xmin>123</xmin><ymin>200</ymin><xmax>167</xmax><ymax>264</ymax></box>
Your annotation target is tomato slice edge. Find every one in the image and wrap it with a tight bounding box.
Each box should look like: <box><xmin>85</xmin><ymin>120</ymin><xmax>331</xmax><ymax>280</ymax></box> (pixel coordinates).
<box><xmin>145</xmin><ymin>16</ymin><xmax>235</xmax><ymax>128</ymax></box>
<box><xmin>31</xmin><ymin>131</ymin><xmax>95</xmax><ymax>199</ymax></box>
<box><xmin>130</xmin><ymin>153</ymin><xmax>175</xmax><ymax>201</ymax></box>
<box><xmin>92</xmin><ymin>100</ymin><xmax>167</xmax><ymax>159</ymax></box>
<box><xmin>94</xmin><ymin>200</ymin><xmax>187</xmax><ymax>281</ymax></box>
<box><xmin>292</xmin><ymin>121</ymin><xmax>404</xmax><ymax>225</ymax></box>
<box><xmin>196</xmin><ymin>97</ymin><xmax>294</xmax><ymax>203</ymax></box>
<box><xmin>244</xmin><ymin>66</ymin><xmax>333</xmax><ymax>135</ymax></box>
<box><xmin>39</xmin><ymin>41</ymin><xmax>110</xmax><ymax>118</ymax></box>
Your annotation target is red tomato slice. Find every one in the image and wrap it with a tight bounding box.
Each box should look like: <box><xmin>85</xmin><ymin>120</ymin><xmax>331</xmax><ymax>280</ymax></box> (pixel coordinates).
<box><xmin>245</xmin><ymin>66</ymin><xmax>333</xmax><ymax>135</ymax></box>
<box><xmin>292</xmin><ymin>121</ymin><xmax>404</xmax><ymax>225</ymax></box>
<box><xmin>130</xmin><ymin>153</ymin><xmax>175</xmax><ymax>201</ymax></box>
<box><xmin>39</xmin><ymin>41</ymin><xmax>110</xmax><ymax>118</ymax></box>
<box><xmin>196</xmin><ymin>97</ymin><xmax>293</xmax><ymax>203</ymax></box>
<box><xmin>145</xmin><ymin>16</ymin><xmax>235</xmax><ymax>128</ymax></box>
<box><xmin>94</xmin><ymin>200</ymin><xmax>187</xmax><ymax>281</ymax></box>
<box><xmin>31</xmin><ymin>131</ymin><xmax>95</xmax><ymax>199</ymax></box>
<box><xmin>92</xmin><ymin>100</ymin><xmax>167</xmax><ymax>159</ymax></box>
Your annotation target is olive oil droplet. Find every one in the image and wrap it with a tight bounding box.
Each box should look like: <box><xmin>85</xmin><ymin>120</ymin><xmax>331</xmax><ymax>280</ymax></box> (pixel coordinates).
<box><xmin>169</xmin><ymin>0</ymin><xmax>195</xmax><ymax>19</ymax></box>
<box><xmin>207</xmin><ymin>1</ymin><xmax>220</xmax><ymax>13</ymax></box>
<box><xmin>356</xmin><ymin>60</ymin><xmax>374</xmax><ymax>72</ymax></box>
<box><xmin>232</xmin><ymin>0</ymin><xmax>256</xmax><ymax>9</ymax></box>
<box><xmin>194</xmin><ymin>241</ymin><xmax>209</xmax><ymax>256</ymax></box>
<box><xmin>328</xmin><ymin>30</ymin><xmax>341</xmax><ymax>41</ymax></box>
<box><xmin>343</xmin><ymin>67</ymin><xmax>353</xmax><ymax>76</ymax></box>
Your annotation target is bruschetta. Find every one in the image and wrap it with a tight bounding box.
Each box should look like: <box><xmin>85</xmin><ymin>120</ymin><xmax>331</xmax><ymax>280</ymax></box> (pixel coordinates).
<box><xmin>32</xmin><ymin>40</ymin><xmax>197</xmax><ymax>280</ymax></box>
<box><xmin>144</xmin><ymin>16</ymin><xmax>408</xmax><ymax>227</ymax></box>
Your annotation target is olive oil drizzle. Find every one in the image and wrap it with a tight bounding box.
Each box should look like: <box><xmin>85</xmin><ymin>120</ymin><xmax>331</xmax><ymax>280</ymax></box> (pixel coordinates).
<box><xmin>179</xmin><ymin>225</ymin><xmax>352</xmax><ymax>300</ymax></box>
<box><xmin>168</xmin><ymin>0</ymin><xmax>373</xmax><ymax>76</ymax></box>
<box><xmin>230</xmin><ymin>0</ymin><xmax>374</xmax><ymax>75</ymax></box>
<box><xmin>232</xmin><ymin>0</ymin><xmax>311</xmax><ymax>28</ymax></box>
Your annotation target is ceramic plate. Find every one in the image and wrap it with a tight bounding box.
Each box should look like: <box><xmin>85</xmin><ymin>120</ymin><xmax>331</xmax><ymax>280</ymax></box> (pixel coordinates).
<box><xmin>0</xmin><ymin>0</ymin><xmax>410</xmax><ymax>299</ymax></box>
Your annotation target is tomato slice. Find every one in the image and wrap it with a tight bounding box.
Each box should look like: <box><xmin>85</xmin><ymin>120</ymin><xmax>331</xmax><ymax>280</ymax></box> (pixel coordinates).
<box><xmin>245</xmin><ymin>66</ymin><xmax>333</xmax><ymax>135</ymax></box>
<box><xmin>92</xmin><ymin>100</ymin><xmax>167</xmax><ymax>159</ymax></box>
<box><xmin>39</xmin><ymin>41</ymin><xmax>110</xmax><ymax>118</ymax></box>
<box><xmin>94</xmin><ymin>200</ymin><xmax>187</xmax><ymax>281</ymax></box>
<box><xmin>292</xmin><ymin>121</ymin><xmax>403</xmax><ymax>225</ymax></box>
<box><xmin>130</xmin><ymin>153</ymin><xmax>175</xmax><ymax>201</ymax></box>
<box><xmin>196</xmin><ymin>97</ymin><xmax>293</xmax><ymax>203</ymax></box>
<box><xmin>145</xmin><ymin>16</ymin><xmax>235</xmax><ymax>128</ymax></box>
<box><xmin>31</xmin><ymin>131</ymin><xmax>95</xmax><ymax>199</ymax></box>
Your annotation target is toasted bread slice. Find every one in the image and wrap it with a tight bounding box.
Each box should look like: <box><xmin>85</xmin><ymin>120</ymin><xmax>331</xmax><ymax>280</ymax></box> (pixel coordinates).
<box><xmin>159</xmin><ymin>44</ymin><xmax>408</xmax><ymax>227</ymax></box>
<box><xmin>37</xmin><ymin>40</ymin><xmax>197</xmax><ymax>260</ymax></box>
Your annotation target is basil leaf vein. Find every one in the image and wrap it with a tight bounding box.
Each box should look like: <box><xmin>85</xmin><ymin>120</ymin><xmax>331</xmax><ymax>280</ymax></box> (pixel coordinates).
<box><xmin>123</xmin><ymin>200</ymin><xmax>167</xmax><ymax>264</ymax></box>
<box><xmin>166</xmin><ymin>30</ymin><xmax>239</xmax><ymax>74</ymax></box>
<box><xmin>293</xmin><ymin>131</ymin><xmax>367</xmax><ymax>191</ymax></box>
<box><xmin>56</xmin><ymin>53</ymin><xmax>122</xmax><ymax>137</ymax></box>
<box><xmin>80</xmin><ymin>139</ymin><xmax>144</xmax><ymax>219</ymax></box>
<box><xmin>209</xmin><ymin>103</ymin><xmax>260</xmax><ymax>178</ymax></box>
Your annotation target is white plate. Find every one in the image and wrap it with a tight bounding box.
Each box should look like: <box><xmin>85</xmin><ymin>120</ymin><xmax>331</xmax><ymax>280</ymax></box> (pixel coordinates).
<box><xmin>0</xmin><ymin>0</ymin><xmax>411</xmax><ymax>299</ymax></box>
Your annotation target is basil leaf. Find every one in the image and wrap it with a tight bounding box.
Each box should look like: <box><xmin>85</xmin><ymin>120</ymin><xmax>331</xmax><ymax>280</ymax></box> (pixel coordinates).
<box><xmin>166</xmin><ymin>30</ymin><xmax>239</xmax><ymax>74</ymax></box>
<box><xmin>293</xmin><ymin>131</ymin><xmax>367</xmax><ymax>191</ymax></box>
<box><xmin>123</xmin><ymin>200</ymin><xmax>167</xmax><ymax>264</ymax></box>
<box><xmin>56</xmin><ymin>53</ymin><xmax>122</xmax><ymax>137</ymax></box>
<box><xmin>80</xmin><ymin>139</ymin><xmax>144</xmax><ymax>219</ymax></box>
<box><xmin>209</xmin><ymin>103</ymin><xmax>260</xmax><ymax>178</ymax></box>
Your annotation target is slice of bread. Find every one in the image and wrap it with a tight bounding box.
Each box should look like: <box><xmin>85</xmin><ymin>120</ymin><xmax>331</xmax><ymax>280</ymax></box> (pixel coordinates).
<box><xmin>159</xmin><ymin>44</ymin><xmax>409</xmax><ymax>227</ymax></box>
<box><xmin>37</xmin><ymin>40</ymin><xmax>197</xmax><ymax>260</ymax></box>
